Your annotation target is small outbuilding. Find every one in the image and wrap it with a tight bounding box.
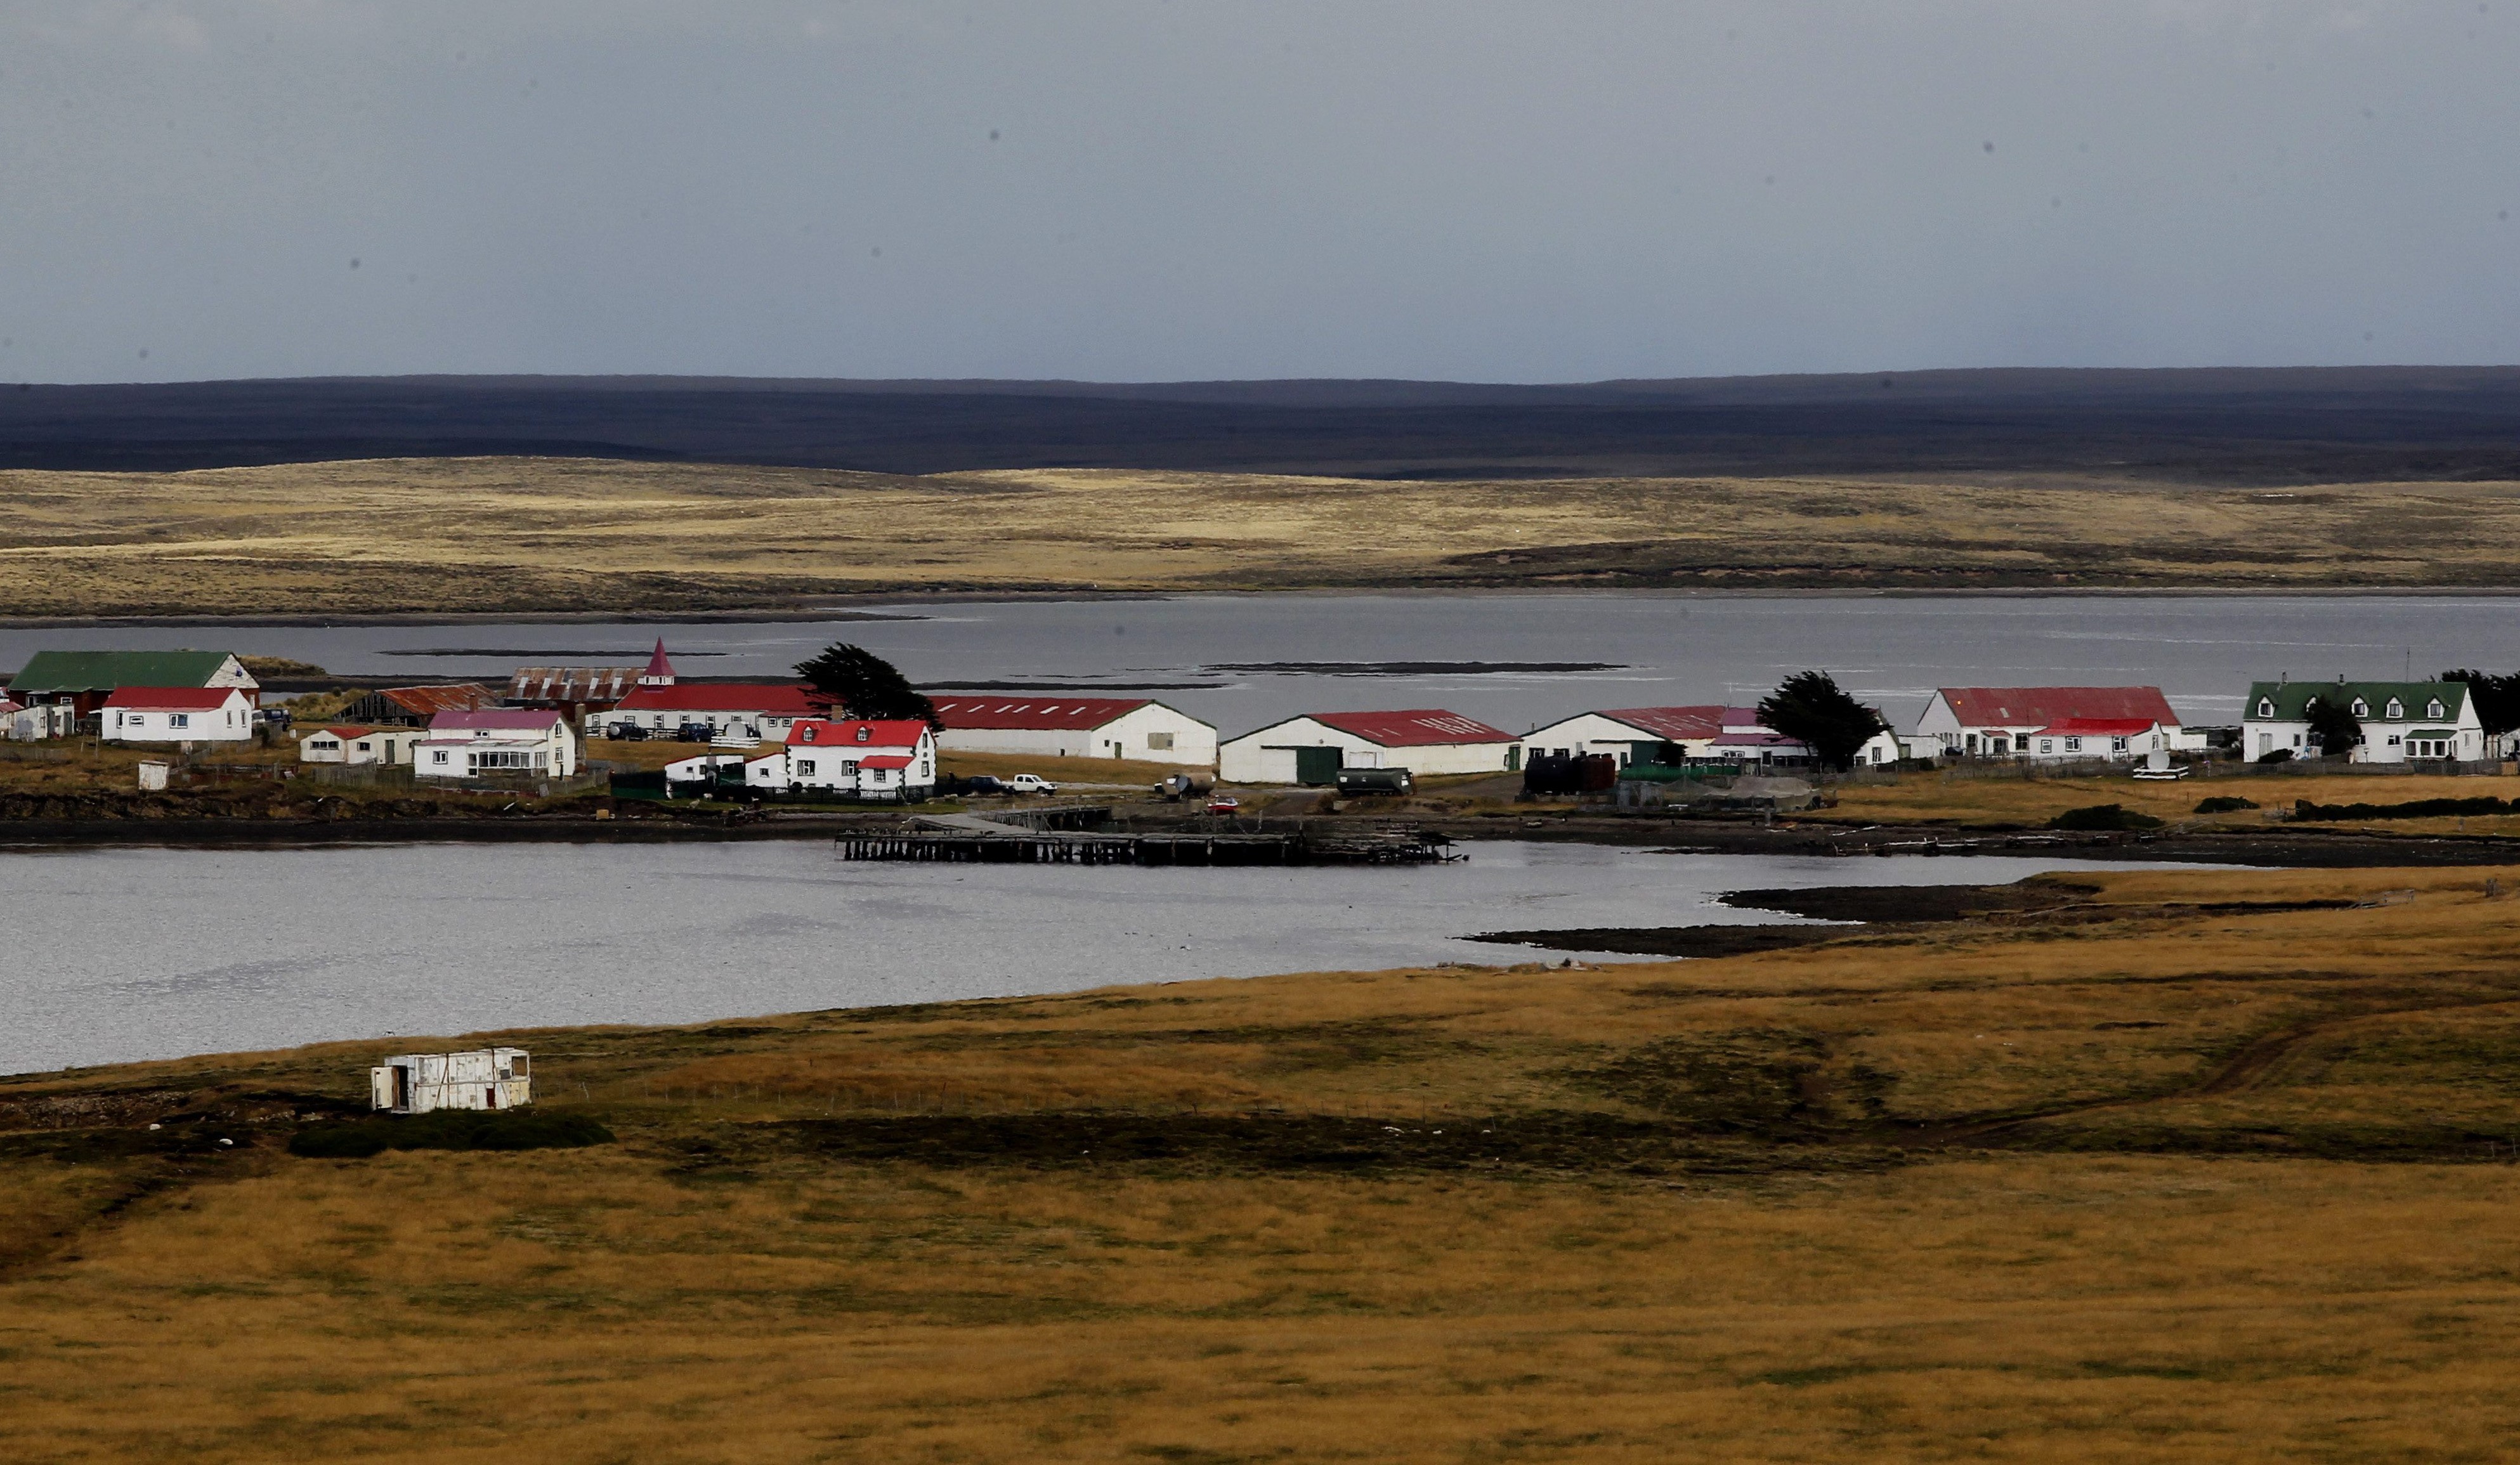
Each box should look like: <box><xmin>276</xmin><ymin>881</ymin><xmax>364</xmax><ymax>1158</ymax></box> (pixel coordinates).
<box><xmin>928</xmin><ymin>696</ymin><xmax>1219</xmax><ymax>765</ymax></box>
<box><xmin>370</xmin><ymin>1048</ymin><xmax>532</xmax><ymax>1114</ymax></box>
<box><xmin>297</xmin><ymin>726</ymin><xmax>411</xmax><ymax>765</ymax></box>
<box><xmin>1218</xmin><ymin>709</ymin><xmax>1517</xmax><ymax>785</ymax></box>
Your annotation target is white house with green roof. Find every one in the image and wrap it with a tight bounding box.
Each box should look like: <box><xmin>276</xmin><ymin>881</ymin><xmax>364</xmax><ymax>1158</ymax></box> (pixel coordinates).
<box><xmin>6</xmin><ymin>650</ymin><xmax>256</xmax><ymax>720</ymax></box>
<box><xmin>2240</xmin><ymin>679</ymin><xmax>2485</xmax><ymax>764</ymax></box>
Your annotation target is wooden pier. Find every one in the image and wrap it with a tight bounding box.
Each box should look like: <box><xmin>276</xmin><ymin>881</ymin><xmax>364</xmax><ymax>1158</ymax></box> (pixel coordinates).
<box><xmin>837</xmin><ymin>824</ymin><xmax>1457</xmax><ymax>866</ymax></box>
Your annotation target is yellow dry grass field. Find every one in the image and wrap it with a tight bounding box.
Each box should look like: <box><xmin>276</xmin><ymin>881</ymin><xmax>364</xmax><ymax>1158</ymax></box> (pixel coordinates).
<box><xmin>1814</xmin><ymin>768</ymin><xmax>2520</xmax><ymax>830</ymax></box>
<box><xmin>6</xmin><ymin>457</ymin><xmax>2520</xmax><ymax>616</ymax></box>
<box><xmin>9</xmin><ymin>864</ymin><xmax>2520</xmax><ymax>1461</ymax></box>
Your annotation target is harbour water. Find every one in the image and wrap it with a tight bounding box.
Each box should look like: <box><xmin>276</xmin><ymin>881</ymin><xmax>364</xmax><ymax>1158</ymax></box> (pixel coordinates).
<box><xmin>6</xmin><ymin>590</ymin><xmax>2511</xmax><ymax>736</ymax></box>
<box><xmin>4</xmin><ymin>840</ymin><xmax>2157</xmax><ymax>1074</ymax></box>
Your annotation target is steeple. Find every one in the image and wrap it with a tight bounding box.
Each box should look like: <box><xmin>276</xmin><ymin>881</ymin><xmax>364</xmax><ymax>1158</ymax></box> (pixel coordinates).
<box><xmin>638</xmin><ymin>637</ymin><xmax>678</xmax><ymax>687</ymax></box>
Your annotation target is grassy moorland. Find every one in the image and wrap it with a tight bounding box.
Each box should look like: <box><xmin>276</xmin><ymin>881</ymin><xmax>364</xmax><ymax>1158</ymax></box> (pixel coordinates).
<box><xmin>6</xmin><ymin>457</ymin><xmax>2520</xmax><ymax>616</ymax></box>
<box><xmin>8</xmin><ymin>864</ymin><xmax>2520</xmax><ymax>1461</ymax></box>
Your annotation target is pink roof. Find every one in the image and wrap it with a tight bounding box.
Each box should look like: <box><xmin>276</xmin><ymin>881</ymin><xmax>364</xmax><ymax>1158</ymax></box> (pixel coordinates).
<box><xmin>2034</xmin><ymin>717</ymin><xmax>2160</xmax><ymax>737</ymax></box>
<box><xmin>859</xmin><ymin>753</ymin><xmax>915</xmax><ymax>770</ymax></box>
<box><xmin>787</xmin><ymin>719</ymin><xmax>930</xmax><ymax>748</ymax></box>
<box><xmin>0</xmin><ymin>698</ymin><xmax>21</xmax><ymax>714</ymax></box>
<box><xmin>1593</xmin><ymin>705</ymin><xmax>1728</xmax><ymax>741</ymax></box>
<box><xmin>429</xmin><ymin>710</ymin><xmax>568</xmax><ymax>733</ymax></box>
<box><xmin>1309</xmin><ymin>709</ymin><xmax>1513</xmax><ymax>746</ymax></box>
<box><xmin>1938</xmin><ymin>686</ymin><xmax>2180</xmax><ymax>729</ymax></box>
<box><xmin>644</xmin><ymin>638</ymin><xmax>676</xmax><ymax>679</ymax></box>
<box><xmin>930</xmin><ymin>696</ymin><xmax>1154</xmax><ymax>731</ymax></box>
<box><xmin>613</xmin><ymin>683</ymin><xmax>822</xmax><ymax>715</ymax></box>
<box><xmin>103</xmin><ymin>686</ymin><xmax>246</xmax><ymax>711</ymax></box>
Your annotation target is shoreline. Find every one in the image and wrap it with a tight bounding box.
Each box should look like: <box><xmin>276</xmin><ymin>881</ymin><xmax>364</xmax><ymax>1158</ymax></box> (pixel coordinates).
<box><xmin>11</xmin><ymin>582</ymin><xmax>2520</xmax><ymax>630</ymax></box>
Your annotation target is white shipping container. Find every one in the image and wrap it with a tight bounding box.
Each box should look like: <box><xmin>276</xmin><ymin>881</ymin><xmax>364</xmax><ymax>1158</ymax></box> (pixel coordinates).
<box><xmin>370</xmin><ymin>1048</ymin><xmax>533</xmax><ymax>1114</ymax></box>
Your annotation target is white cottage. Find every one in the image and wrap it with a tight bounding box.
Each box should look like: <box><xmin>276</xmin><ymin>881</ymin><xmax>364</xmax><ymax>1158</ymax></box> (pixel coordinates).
<box><xmin>745</xmin><ymin>718</ymin><xmax>938</xmax><ymax>800</ymax></box>
<box><xmin>100</xmin><ymin>686</ymin><xmax>258</xmax><ymax>745</ymax></box>
<box><xmin>297</xmin><ymin>726</ymin><xmax>412</xmax><ymax>765</ymax></box>
<box><xmin>1914</xmin><ymin>686</ymin><xmax>2192</xmax><ymax>758</ymax></box>
<box><xmin>1518</xmin><ymin>705</ymin><xmax>1728</xmax><ymax>769</ymax></box>
<box><xmin>1218</xmin><ymin>709</ymin><xmax>1517</xmax><ymax>785</ymax></box>
<box><xmin>370</xmin><ymin>1048</ymin><xmax>533</xmax><ymax>1114</ymax></box>
<box><xmin>927</xmin><ymin>696</ymin><xmax>1219</xmax><ymax>766</ymax></box>
<box><xmin>2240</xmin><ymin>679</ymin><xmax>2487</xmax><ymax>764</ymax></box>
<box><xmin>412</xmin><ymin>709</ymin><xmax>579</xmax><ymax>780</ymax></box>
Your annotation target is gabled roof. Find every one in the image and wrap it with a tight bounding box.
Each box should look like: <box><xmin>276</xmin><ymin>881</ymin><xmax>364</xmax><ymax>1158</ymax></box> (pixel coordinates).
<box><xmin>509</xmin><ymin>667</ymin><xmax>639</xmax><ymax>703</ymax></box>
<box><xmin>788</xmin><ymin>718</ymin><xmax>931</xmax><ymax>748</ymax></box>
<box><xmin>2244</xmin><ymin>680</ymin><xmax>2467</xmax><ymax>722</ymax></box>
<box><xmin>1936</xmin><ymin>686</ymin><xmax>2181</xmax><ymax>729</ymax></box>
<box><xmin>612</xmin><ymin>683</ymin><xmax>822</xmax><ymax>715</ymax></box>
<box><xmin>1586</xmin><ymin>705</ymin><xmax>1728</xmax><ymax>741</ymax></box>
<box><xmin>364</xmin><ymin>684</ymin><xmax>499</xmax><ymax>717</ymax></box>
<box><xmin>1307</xmin><ymin>710</ymin><xmax>1515</xmax><ymax>747</ymax></box>
<box><xmin>428</xmin><ymin>709</ymin><xmax>569</xmax><ymax>733</ymax></box>
<box><xmin>929</xmin><ymin>695</ymin><xmax>1159</xmax><ymax>731</ymax></box>
<box><xmin>312</xmin><ymin>726</ymin><xmax>378</xmax><ymax>739</ymax></box>
<box><xmin>103</xmin><ymin>686</ymin><xmax>249</xmax><ymax>711</ymax></box>
<box><xmin>1713</xmin><ymin>729</ymin><xmax>1810</xmax><ymax>748</ymax></box>
<box><xmin>12</xmin><ymin>650</ymin><xmax>247</xmax><ymax>694</ymax></box>
<box><xmin>2033</xmin><ymin>717</ymin><xmax>2159</xmax><ymax>737</ymax></box>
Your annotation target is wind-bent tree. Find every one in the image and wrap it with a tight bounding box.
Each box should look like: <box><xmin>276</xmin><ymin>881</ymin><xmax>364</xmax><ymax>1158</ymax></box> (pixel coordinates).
<box><xmin>2302</xmin><ymin>692</ymin><xmax>2364</xmax><ymax>758</ymax></box>
<box><xmin>795</xmin><ymin>644</ymin><xmax>941</xmax><ymax>729</ymax></box>
<box><xmin>1757</xmin><ymin>670</ymin><xmax>1887</xmax><ymax>772</ymax></box>
<box><xmin>2439</xmin><ymin>669</ymin><xmax>2520</xmax><ymax>739</ymax></box>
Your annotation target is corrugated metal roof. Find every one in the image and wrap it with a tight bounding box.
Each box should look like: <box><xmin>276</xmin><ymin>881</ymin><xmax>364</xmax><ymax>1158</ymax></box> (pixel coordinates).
<box><xmin>102</xmin><ymin>686</ymin><xmax>247</xmax><ymax>711</ymax></box>
<box><xmin>788</xmin><ymin>718</ymin><xmax>930</xmax><ymax>748</ymax></box>
<box><xmin>13</xmin><ymin>650</ymin><xmax>243</xmax><ymax>693</ymax></box>
<box><xmin>930</xmin><ymin>696</ymin><xmax>1154</xmax><ymax>730</ymax></box>
<box><xmin>613</xmin><ymin>683</ymin><xmax>821</xmax><ymax>715</ymax></box>
<box><xmin>1591</xmin><ymin>705</ymin><xmax>1729</xmax><ymax>741</ymax></box>
<box><xmin>1309</xmin><ymin>709</ymin><xmax>1514</xmax><ymax>746</ymax></box>
<box><xmin>1938</xmin><ymin>686</ymin><xmax>2180</xmax><ymax>729</ymax></box>
<box><xmin>429</xmin><ymin>710</ymin><xmax>569</xmax><ymax>732</ymax></box>
<box><xmin>509</xmin><ymin>666</ymin><xmax>638</xmax><ymax>702</ymax></box>
<box><xmin>372</xmin><ymin>684</ymin><xmax>499</xmax><ymax>716</ymax></box>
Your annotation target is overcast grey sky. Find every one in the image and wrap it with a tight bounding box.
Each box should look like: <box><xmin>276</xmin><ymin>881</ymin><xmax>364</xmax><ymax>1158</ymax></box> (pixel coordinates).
<box><xmin>4</xmin><ymin>1</ymin><xmax>2515</xmax><ymax>384</ymax></box>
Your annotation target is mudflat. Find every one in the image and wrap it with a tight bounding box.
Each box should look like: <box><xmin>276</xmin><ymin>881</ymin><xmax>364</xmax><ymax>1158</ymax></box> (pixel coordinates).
<box><xmin>8</xmin><ymin>864</ymin><xmax>2520</xmax><ymax>1460</ymax></box>
<box><xmin>6</xmin><ymin>457</ymin><xmax>2520</xmax><ymax>616</ymax></box>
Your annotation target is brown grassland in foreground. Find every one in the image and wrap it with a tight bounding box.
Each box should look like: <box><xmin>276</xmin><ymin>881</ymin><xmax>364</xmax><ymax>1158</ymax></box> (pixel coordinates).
<box><xmin>7</xmin><ymin>457</ymin><xmax>2520</xmax><ymax>616</ymax></box>
<box><xmin>9</xmin><ymin>862</ymin><xmax>2520</xmax><ymax>1461</ymax></box>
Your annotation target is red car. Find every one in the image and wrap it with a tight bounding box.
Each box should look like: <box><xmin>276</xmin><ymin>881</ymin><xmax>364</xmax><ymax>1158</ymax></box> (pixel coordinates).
<box><xmin>1206</xmin><ymin>796</ymin><xmax>1241</xmax><ymax>815</ymax></box>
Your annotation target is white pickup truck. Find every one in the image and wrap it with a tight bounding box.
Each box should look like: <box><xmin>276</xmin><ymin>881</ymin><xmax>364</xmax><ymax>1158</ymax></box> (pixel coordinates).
<box><xmin>1005</xmin><ymin>774</ymin><xmax>1059</xmax><ymax>795</ymax></box>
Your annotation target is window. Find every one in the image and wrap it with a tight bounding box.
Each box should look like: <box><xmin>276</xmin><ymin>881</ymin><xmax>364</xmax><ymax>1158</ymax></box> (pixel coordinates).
<box><xmin>170</xmin><ymin>713</ymin><xmax>188</xmax><ymax>729</ymax></box>
<box><xmin>2112</xmin><ymin>737</ymin><xmax>2129</xmax><ymax>753</ymax></box>
<box><xmin>2042</xmin><ymin>739</ymin><xmax>2058</xmax><ymax>754</ymax></box>
<box><xmin>2060</xmin><ymin>738</ymin><xmax>2077</xmax><ymax>753</ymax></box>
<box><xmin>872</xmin><ymin>769</ymin><xmax>887</xmax><ymax>783</ymax></box>
<box><xmin>2387</xmin><ymin>735</ymin><xmax>2401</xmax><ymax>746</ymax></box>
<box><xmin>2351</xmin><ymin>699</ymin><xmax>2368</xmax><ymax>717</ymax></box>
<box><xmin>841</xmin><ymin>760</ymin><xmax>858</xmax><ymax>776</ymax></box>
<box><xmin>2257</xmin><ymin>699</ymin><xmax>2275</xmax><ymax>718</ymax></box>
<box><xmin>2429</xmin><ymin>700</ymin><xmax>2446</xmax><ymax>719</ymax></box>
<box><xmin>433</xmin><ymin>750</ymin><xmax>449</xmax><ymax>764</ymax></box>
<box><xmin>2386</xmin><ymin>699</ymin><xmax>2404</xmax><ymax>719</ymax></box>
<box><xmin>796</xmin><ymin>760</ymin><xmax>816</xmax><ymax>776</ymax></box>
<box><xmin>1147</xmin><ymin>731</ymin><xmax>1174</xmax><ymax>751</ymax></box>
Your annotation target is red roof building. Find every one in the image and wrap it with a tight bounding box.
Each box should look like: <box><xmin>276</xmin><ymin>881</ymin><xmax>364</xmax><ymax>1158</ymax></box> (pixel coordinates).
<box><xmin>1220</xmin><ymin>708</ymin><xmax>1516</xmax><ymax>782</ymax></box>
<box><xmin>1917</xmin><ymin>686</ymin><xmax>2184</xmax><ymax>758</ymax></box>
<box><xmin>1307</xmin><ymin>709</ymin><xmax>1514</xmax><ymax>747</ymax></box>
<box><xmin>102</xmin><ymin>686</ymin><xmax>249</xmax><ymax>712</ymax></box>
<box><xmin>927</xmin><ymin>695</ymin><xmax>1218</xmax><ymax>765</ymax></box>
<box><xmin>594</xmin><ymin>683</ymin><xmax>825</xmax><ymax>742</ymax></box>
<box><xmin>932</xmin><ymin>696</ymin><xmax>1158</xmax><ymax>731</ymax></box>
<box><xmin>787</xmin><ymin>718</ymin><xmax>934</xmax><ymax>748</ymax></box>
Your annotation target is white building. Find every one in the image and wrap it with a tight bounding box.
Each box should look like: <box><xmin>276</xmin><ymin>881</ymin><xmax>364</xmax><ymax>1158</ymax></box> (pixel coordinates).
<box><xmin>928</xmin><ymin>696</ymin><xmax>1218</xmax><ymax>765</ymax></box>
<box><xmin>412</xmin><ymin>709</ymin><xmax>579</xmax><ymax>780</ymax></box>
<box><xmin>4</xmin><ymin>699</ymin><xmax>75</xmax><ymax>741</ymax></box>
<box><xmin>297</xmin><ymin>726</ymin><xmax>412</xmax><ymax>765</ymax></box>
<box><xmin>743</xmin><ymin>717</ymin><xmax>938</xmax><ymax>800</ymax></box>
<box><xmin>1519</xmin><ymin>705</ymin><xmax>1727</xmax><ymax>768</ymax></box>
<box><xmin>591</xmin><ymin>682</ymin><xmax>821</xmax><ymax>741</ymax></box>
<box><xmin>1914</xmin><ymin>686</ymin><xmax>2192</xmax><ymax>758</ymax></box>
<box><xmin>100</xmin><ymin>686</ymin><xmax>258</xmax><ymax>744</ymax></box>
<box><xmin>2015</xmin><ymin>718</ymin><xmax>2174</xmax><ymax>763</ymax></box>
<box><xmin>2240</xmin><ymin>679</ymin><xmax>2487</xmax><ymax>764</ymax></box>
<box><xmin>370</xmin><ymin>1048</ymin><xmax>532</xmax><ymax>1114</ymax></box>
<box><xmin>1218</xmin><ymin>709</ymin><xmax>1517</xmax><ymax>785</ymax></box>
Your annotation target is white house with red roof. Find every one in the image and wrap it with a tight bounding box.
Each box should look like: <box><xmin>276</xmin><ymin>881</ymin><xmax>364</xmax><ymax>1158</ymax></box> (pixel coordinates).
<box><xmin>412</xmin><ymin>709</ymin><xmax>579</xmax><ymax>780</ymax></box>
<box><xmin>927</xmin><ymin>696</ymin><xmax>1218</xmax><ymax>765</ymax></box>
<box><xmin>1914</xmin><ymin>686</ymin><xmax>2190</xmax><ymax>760</ymax></box>
<box><xmin>1519</xmin><ymin>705</ymin><xmax>1728</xmax><ymax>768</ymax></box>
<box><xmin>591</xmin><ymin>682</ymin><xmax>823</xmax><ymax>742</ymax></box>
<box><xmin>744</xmin><ymin>717</ymin><xmax>937</xmax><ymax>800</ymax></box>
<box><xmin>101</xmin><ymin>686</ymin><xmax>258</xmax><ymax>744</ymax></box>
<box><xmin>297</xmin><ymin>726</ymin><xmax>412</xmax><ymax>765</ymax></box>
<box><xmin>1218</xmin><ymin>709</ymin><xmax>1517</xmax><ymax>784</ymax></box>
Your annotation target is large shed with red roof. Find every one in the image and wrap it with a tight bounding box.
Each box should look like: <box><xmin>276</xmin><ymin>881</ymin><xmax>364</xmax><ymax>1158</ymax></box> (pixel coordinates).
<box><xmin>1915</xmin><ymin>686</ymin><xmax>2192</xmax><ymax>759</ymax></box>
<box><xmin>1518</xmin><ymin>705</ymin><xmax>1730</xmax><ymax>768</ymax></box>
<box><xmin>928</xmin><ymin>696</ymin><xmax>1217</xmax><ymax>766</ymax></box>
<box><xmin>1218</xmin><ymin>708</ymin><xmax>1517</xmax><ymax>784</ymax></box>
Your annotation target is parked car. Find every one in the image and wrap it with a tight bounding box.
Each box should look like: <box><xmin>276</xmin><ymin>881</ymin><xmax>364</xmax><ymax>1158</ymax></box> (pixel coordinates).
<box><xmin>1007</xmin><ymin>774</ymin><xmax>1059</xmax><ymax>795</ymax></box>
<box><xmin>605</xmin><ymin>724</ymin><xmax>649</xmax><ymax>741</ymax></box>
<box><xmin>674</xmin><ymin>723</ymin><xmax>713</xmax><ymax>742</ymax></box>
<box><xmin>1152</xmin><ymin>771</ymin><xmax>1215</xmax><ymax>801</ymax></box>
<box><xmin>1206</xmin><ymin>795</ymin><xmax>1241</xmax><ymax>816</ymax></box>
<box><xmin>962</xmin><ymin>775</ymin><xmax>1008</xmax><ymax>796</ymax></box>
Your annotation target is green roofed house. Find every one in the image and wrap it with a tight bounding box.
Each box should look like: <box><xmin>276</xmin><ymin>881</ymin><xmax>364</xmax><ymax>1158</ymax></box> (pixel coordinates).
<box><xmin>2240</xmin><ymin>679</ymin><xmax>2484</xmax><ymax>764</ymax></box>
<box><xmin>6</xmin><ymin>650</ymin><xmax>258</xmax><ymax>721</ymax></box>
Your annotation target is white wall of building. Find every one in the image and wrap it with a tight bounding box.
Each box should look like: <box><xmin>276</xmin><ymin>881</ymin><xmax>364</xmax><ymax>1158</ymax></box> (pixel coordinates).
<box><xmin>1219</xmin><ymin>717</ymin><xmax>1515</xmax><ymax>783</ymax></box>
<box><xmin>102</xmin><ymin>691</ymin><xmax>256</xmax><ymax>744</ymax></box>
<box><xmin>1518</xmin><ymin>713</ymin><xmax>1713</xmax><ymax>768</ymax></box>
<box><xmin>748</xmin><ymin>730</ymin><xmax>938</xmax><ymax>798</ymax></box>
<box><xmin>936</xmin><ymin>702</ymin><xmax>1218</xmax><ymax>765</ymax></box>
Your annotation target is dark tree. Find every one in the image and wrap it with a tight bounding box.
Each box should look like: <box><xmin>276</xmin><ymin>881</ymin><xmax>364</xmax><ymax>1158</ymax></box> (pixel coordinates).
<box><xmin>2302</xmin><ymin>692</ymin><xmax>2363</xmax><ymax>757</ymax></box>
<box><xmin>794</xmin><ymin>644</ymin><xmax>939</xmax><ymax>728</ymax></box>
<box><xmin>2439</xmin><ymin>669</ymin><xmax>2520</xmax><ymax>738</ymax></box>
<box><xmin>1757</xmin><ymin>671</ymin><xmax>1887</xmax><ymax>772</ymax></box>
